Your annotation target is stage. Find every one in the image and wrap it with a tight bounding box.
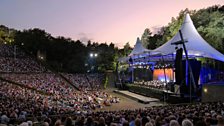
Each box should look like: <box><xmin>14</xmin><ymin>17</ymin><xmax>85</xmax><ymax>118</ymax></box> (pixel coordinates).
<box><xmin>114</xmin><ymin>90</ymin><xmax>159</xmax><ymax>104</ymax></box>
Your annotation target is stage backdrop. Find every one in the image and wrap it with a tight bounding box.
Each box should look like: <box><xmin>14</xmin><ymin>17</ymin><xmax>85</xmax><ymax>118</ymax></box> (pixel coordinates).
<box><xmin>153</xmin><ymin>68</ymin><xmax>174</xmax><ymax>82</ymax></box>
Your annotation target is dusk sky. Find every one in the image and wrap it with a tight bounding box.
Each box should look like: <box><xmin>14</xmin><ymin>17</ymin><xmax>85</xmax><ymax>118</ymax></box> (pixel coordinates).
<box><xmin>1</xmin><ymin>0</ymin><xmax>223</xmax><ymax>48</ymax></box>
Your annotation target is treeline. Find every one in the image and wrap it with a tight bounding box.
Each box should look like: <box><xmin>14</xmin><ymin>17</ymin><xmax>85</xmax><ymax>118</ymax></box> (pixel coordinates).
<box><xmin>0</xmin><ymin>5</ymin><xmax>224</xmax><ymax>73</ymax></box>
<box><xmin>141</xmin><ymin>5</ymin><xmax>224</xmax><ymax>54</ymax></box>
<box><xmin>0</xmin><ymin>25</ymin><xmax>130</xmax><ymax>73</ymax></box>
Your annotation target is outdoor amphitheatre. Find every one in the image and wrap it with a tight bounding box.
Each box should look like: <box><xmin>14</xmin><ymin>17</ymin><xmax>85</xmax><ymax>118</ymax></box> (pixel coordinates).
<box><xmin>0</xmin><ymin>2</ymin><xmax>224</xmax><ymax>126</ymax></box>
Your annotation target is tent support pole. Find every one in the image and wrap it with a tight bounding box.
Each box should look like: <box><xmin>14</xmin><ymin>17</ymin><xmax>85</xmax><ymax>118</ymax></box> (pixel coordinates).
<box><xmin>179</xmin><ymin>30</ymin><xmax>196</xmax><ymax>103</ymax></box>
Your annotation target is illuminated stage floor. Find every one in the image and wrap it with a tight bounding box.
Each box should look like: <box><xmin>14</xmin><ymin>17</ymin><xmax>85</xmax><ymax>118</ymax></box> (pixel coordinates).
<box><xmin>114</xmin><ymin>90</ymin><xmax>160</xmax><ymax>104</ymax></box>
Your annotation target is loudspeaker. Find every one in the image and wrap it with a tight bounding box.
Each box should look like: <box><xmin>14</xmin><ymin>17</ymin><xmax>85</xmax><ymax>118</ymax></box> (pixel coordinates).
<box><xmin>174</xmin><ymin>47</ymin><xmax>202</xmax><ymax>95</ymax></box>
<box><xmin>175</xmin><ymin>48</ymin><xmax>183</xmax><ymax>85</ymax></box>
<box><xmin>182</xmin><ymin>59</ymin><xmax>201</xmax><ymax>94</ymax></box>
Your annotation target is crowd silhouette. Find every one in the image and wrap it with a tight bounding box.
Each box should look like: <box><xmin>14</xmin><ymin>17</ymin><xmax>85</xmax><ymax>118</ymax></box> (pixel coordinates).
<box><xmin>0</xmin><ymin>44</ymin><xmax>224</xmax><ymax>126</ymax></box>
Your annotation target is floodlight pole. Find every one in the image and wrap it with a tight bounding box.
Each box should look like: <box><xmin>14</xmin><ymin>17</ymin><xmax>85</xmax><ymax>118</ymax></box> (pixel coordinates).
<box><xmin>179</xmin><ymin>30</ymin><xmax>196</xmax><ymax>103</ymax></box>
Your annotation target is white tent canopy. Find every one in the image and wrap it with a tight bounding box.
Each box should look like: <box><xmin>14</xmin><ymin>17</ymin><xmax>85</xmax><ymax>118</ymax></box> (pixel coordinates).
<box><xmin>118</xmin><ymin>37</ymin><xmax>160</xmax><ymax>63</ymax></box>
<box><xmin>118</xmin><ymin>37</ymin><xmax>149</xmax><ymax>63</ymax></box>
<box><xmin>129</xmin><ymin>37</ymin><xmax>150</xmax><ymax>56</ymax></box>
<box><xmin>153</xmin><ymin>13</ymin><xmax>224</xmax><ymax>62</ymax></box>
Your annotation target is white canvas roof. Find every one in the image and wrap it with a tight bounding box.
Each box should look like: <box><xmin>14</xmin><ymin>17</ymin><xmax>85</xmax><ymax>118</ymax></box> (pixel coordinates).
<box><xmin>129</xmin><ymin>37</ymin><xmax>150</xmax><ymax>56</ymax></box>
<box><xmin>118</xmin><ymin>37</ymin><xmax>160</xmax><ymax>63</ymax></box>
<box><xmin>154</xmin><ymin>13</ymin><xmax>224</xmax><ymax>62</ymax></box>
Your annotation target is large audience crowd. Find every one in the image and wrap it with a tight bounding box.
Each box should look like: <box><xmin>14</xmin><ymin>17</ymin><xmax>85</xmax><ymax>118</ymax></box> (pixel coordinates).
<box><xmin>0</xmin><ymin>44</ymin><xmax>26</xmax><ymax>58</ymax></box>
<box><xmin>0</xmin><ymin>44</ymin><xmax>224</xmax><ymax>126</ymax></box>
<box><xmin>63</xmin><ymin>74</ymin><xmax>103</xmax><ymax>91</ymax></box>
<box><xmin>0</xmin><ymin>73</ymin><xmax>120</xmax><ymax>111</ymax></box>
<box><xmin>0</xmin><ymin>73</ymin><xmax>72</xmax><ymax>94</ymax></box>
<box><xmin>0</xmin><ymin>44</ymin><xmax>46</xmax><ymax>72</ymax></box>
<box><xmin>0</xmin><ymin>44</ymin><xmax>120</xmax><ymax>125</ymax></box>
<box><xmin>1</xmin><ymin>91</ymin><xmax>224</xmax><ymax>126</ymax></box>
<box><xmin>0</xmin><ymin>57</ymin><xmax>47</xmax><ymax>72</ymax></box>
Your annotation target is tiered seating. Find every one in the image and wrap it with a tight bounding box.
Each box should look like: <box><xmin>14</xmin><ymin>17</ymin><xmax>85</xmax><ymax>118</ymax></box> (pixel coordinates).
<box><xmin>63</xmin><ymin>73</ymin><xmax>103</xmax><ymax>90</ymax></box>
<box><xmin>0</xmin><ymin>44</ymin><xmax>26</xmax><ymax>57</ymax></box>
<box><xmin>1</xmin><ymin>91</ymin><xmax>223</xmax><ymax>126</ymax></box>
<box><xmin>0</xmin><ymin>73</ymin><xmax>119</xmax><ymax>110</ymax></box>
<box><xmin>0</xmin><ymin>57</ymin><xmax>47</xmax><ymax>72</ymax></box>
<box><xmin>0</xmin><ymin>73</ymin><xmax>72</xmax><ymax>94</ymax></box>
<box><xmin>0</xmin><ymin>44</ymin><xmax>120</xmax><ymax>125</ymax></box>
<box><xmin>0</xmin><ymin>44</ymin><xmax>47</xmax><ymax>72</ymax></box>
<box><xmin>3</xmin><ymin>43</ymin><xmax>224</xmax><ymax>126</ymax></box>
<box><xmin>0</xmin><ymin>81</ymin><xmax>54</xmax><ymax>124</ymax></box>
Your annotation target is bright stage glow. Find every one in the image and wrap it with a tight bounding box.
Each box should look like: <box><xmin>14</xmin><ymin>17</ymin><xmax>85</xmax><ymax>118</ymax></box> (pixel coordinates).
<box><xmin>159</xmin><ymin>77</ymin><xmax>170</xmax><ymax>82</ymax></box>
<box><xmin>153</xmin><ymin>68</ymin><xmax>174</xmax><ymax>82</ymax></box>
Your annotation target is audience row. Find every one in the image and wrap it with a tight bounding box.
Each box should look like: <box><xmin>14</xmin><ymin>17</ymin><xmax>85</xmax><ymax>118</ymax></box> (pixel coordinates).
<box><xmin>0</xmin><ymin>73</ymin><xmax>120</xmax><ymax>124</ymax></box>
<box><xmin>133</xmin><ymin>80</ymin><xmax>166</xmax><ymax>90</ymax></box>
<box><xmin>0</xmin><ymin>44</ymin><xmax>26</xmax><ymax>58</ymax></box>
<box><xmin>63</xmin><ymin>73</ymin><xmax>103</xmax><ymax>91</ymax></box>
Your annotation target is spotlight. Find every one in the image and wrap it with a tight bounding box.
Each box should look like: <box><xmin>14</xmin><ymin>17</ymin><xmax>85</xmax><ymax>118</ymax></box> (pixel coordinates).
<box><xmin>203</xmin><ymin>88</ymin><xmax>208</xmax><ymax>93</ymax></box>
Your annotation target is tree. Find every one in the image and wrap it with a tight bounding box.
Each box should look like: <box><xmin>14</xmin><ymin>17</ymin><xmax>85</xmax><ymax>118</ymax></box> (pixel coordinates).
<box><xmin>141</xmin><ymin>28</ymin><xmax>152</xmax><ymax>48</ymax></box>
<box><xmin>0</xmin><ymin>25</ymin><xmax>16</xmax><ymax>44</ymax></box>
<box><xmin>148</xmin><ymin>34</ymin><xmax>162</xmax><ymax>49</ymax></box>
<box><xmin>123</xmin><ymin>42</ymin><xmax>132</xmax><ymax>56</ymax></box>
<box><xmin>2</xmin><ymin>4</ymin><xmax>224</xmax><ymax>73</ymax></box>
<box><xmin>14</xmin><ymin>28</ymin><xmax>52</xmax><ymax>56</ymax></box>
<box><xmin>195</xmin><ymin>9</ymin><xmax>224</xmax><ymax>53</ymax></box>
